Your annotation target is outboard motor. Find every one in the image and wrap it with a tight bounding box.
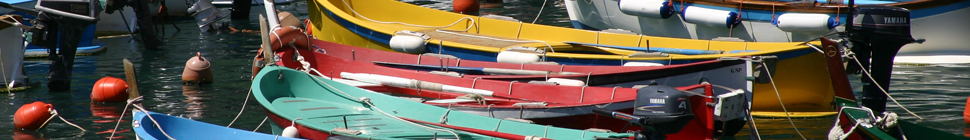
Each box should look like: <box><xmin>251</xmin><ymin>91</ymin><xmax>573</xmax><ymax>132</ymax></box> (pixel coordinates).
<box><xmin>846</xmin><ymin>5</ymin><xmax>917</xmax><ymax>114</ymax></box>
<box><xmin>188</xmin><ymin>0</ymin><xmax>226</xmax><ymax>32</ymax></box>
<box><xmin>28</xmin><ymin>0</ymin><xmax>101</xmax><ymax>91</ymax></box>
<box><xmin>592</xmin><ymin>85</ymin><xmax>694</xmax><ymax>140</ymax></box>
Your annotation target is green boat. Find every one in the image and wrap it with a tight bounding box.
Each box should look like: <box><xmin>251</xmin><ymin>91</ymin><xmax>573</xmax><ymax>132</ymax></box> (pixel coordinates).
<box><xmin>254</xmin><ymin>66</ymin><xmax>653</xmax><ymax>139</ymax></box>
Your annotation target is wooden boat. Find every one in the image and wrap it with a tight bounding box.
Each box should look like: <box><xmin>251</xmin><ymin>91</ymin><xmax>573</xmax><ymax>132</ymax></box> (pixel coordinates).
<box><xmin>306</xmin><ymin>0</ymin><xmax>839</xmax><ymax>117</ymax></box>
<box><xmin>254</xmin><ymin>66</ymin><xmax>660</xmax><ymax>139</ymax></box>
<box><xmin>132</xmin><ymin>111</ymin><xmax>303</xmax><ymax>140</ymax></box>
<box><xmin>564</xmin><ymin>0</ymin><xmax>970</xmax><ymax>64</ymax></box>
<box><xmin>271</xmin><ymin>41</ymin><xmax>750</xmax><ymax>136</ymax></box>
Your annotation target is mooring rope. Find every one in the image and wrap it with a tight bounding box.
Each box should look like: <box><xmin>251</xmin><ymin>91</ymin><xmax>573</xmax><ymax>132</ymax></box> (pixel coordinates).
<box><xmin>532</xmin><ymin>0</ymin><xmax>548</xmax><ymax>24</ymax></box>
<box><xmin>762</xmin><ymin>61</ymin><xmax>807</xmax><ymax>140</ymax></box>
<box><xmin>227</xmin><ymin>87</ymin><xmax>254</xmax><ymax>127</ymax></box>
<box><xmin>109</xmin><ymin>96</ymin><xmax>176</xmax><ymax>140</ymax></box>
<box><xmin>849</xmin><ymin>54</ymin><xmax>923</xmax><ymax>119</ymax></box>
<box><xmin>254</xmin><ymin>116</ymin><xmax>269</xmax><ymax>132</ymax></box>
<box><xmin>37</xmin><ymin>109</ymin><xmax>87</xmax><ymax>132</ymax></box>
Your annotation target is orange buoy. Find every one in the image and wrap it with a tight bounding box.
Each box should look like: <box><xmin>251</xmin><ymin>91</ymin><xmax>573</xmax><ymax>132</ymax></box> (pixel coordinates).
<box><xmin>14</xmin><ymin>101</ymin><xmax>53</xmax><ymax>130</ymax></box>
<box><xmin>268</xmin><ymin>26</ymin><xmax>310</xmax><ymax>51</ymax></box>
<box><xmin>964</xmin><ymin>97</ymin><xmax>970</xmax><ymax>124</ymax></box>
<box><xmin>304</xmin><ymin>19</ymin><xmax>313</xmax><ymax>36</ymax></box>
<box><xmin>183</xmin><ymin>52</ymin><xmax>214</xmax><ymax>85</ymax></box>
<box><xmin>453</xmin><ymin>0</ymin><xmax>480</xmax><ymax>15</ymax></box>
<box><xmin>91</xmin><ymin>76</ymin><xmax>129</xmax><ymax>102</ymax></box>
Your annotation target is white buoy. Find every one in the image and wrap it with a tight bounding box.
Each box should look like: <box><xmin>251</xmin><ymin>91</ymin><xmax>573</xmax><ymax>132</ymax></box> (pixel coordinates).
<box><xmin>496</xmin><ymin>51</ymin><xmax>540</xmax><ymax>64</ymax></box>
<box><xmin>546</xmin><ymin>78</ymin><xmax>585</xmax><ymax>86</ymax></box>
<box><xmin>622</xmin><ymin>62</ymin><xmax>665</xmax><ymax>66</ymax></box>
<box><xmin>618</xmin><ymin>0</ymin><xmax>674</xmax><ymax>19</ymax></box>
<box><xmin>282</xmin><ymin>119</ymin><xmax>301</xmax><ymax>138</ymax></box>
<box><xmin>389</xmin><ymin>30</ymin><xmax>430</xmax><ymax>54</ymax></box>
<box><xmin>681</xmin><ymin>6</ymin><xmax>740</xmax><ymax>28</ymax></box>
<box><xmin>773</xmin><ymin>13</ymin><xmax>838</xmax><ymax>32</ymax></box>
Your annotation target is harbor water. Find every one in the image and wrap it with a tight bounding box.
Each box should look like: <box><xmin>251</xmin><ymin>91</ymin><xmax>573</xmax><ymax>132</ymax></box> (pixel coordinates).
<box><xmin>1</xmin><ymin>0</ymin><xmax>967</xmax><ymax>139</ymax></box>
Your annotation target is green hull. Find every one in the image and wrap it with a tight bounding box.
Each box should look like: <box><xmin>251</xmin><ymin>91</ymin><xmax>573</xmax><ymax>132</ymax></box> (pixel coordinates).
<box><xmin>253</xmin><ymin>66</ymin><xmax>634</xmax><ymax>139</ymax></box>
<box><xmin>835</xmin><ymin>98</ymin><xmax>970</xmax><ymax>140</ymax></box>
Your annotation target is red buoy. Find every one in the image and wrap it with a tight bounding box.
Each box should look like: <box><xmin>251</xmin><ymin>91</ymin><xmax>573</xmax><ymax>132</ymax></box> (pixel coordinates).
<box><xmin>268</xmin><ymin>26</ymin><xmax>310</xmax><ymax>51</ymax></box>
<box><xmin>91</xmin><ymin>76</ymin><xmax>129</xmax><ymax>102</ymax></box>
<box><xmin>964</xmin><ymin>97</ymin><xmax>970</xmax><ymax>124</ymax></box>
<box><xmin>453</xmin><ymin>0</ymin><xmax>480</xmax><ymax>15</ymax></box>
<box><xmin>14</xmin><ymin>101</ymin><xmax>53</xmax><ymax>130</ymax></box>
<box><xmin>183</xmin><ymin>52</ymin><xmax>214</xmax><ymax>85</ymax></box>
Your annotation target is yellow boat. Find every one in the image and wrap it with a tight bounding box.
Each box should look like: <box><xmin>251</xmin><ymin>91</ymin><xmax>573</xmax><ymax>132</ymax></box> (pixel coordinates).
<box><xmin>305</xmin><ymin>0</ymin><xmax>838</xmax><ymax>117</ymax></box>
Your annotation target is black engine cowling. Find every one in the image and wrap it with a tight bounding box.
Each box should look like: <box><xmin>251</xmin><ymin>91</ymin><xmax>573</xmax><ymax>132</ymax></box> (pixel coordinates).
<box><xmin>849</xmin><ymin>5</ymin><xmax>914</xmax><ymax>44</ymax></box>
<box><xmin>632</xmin><ymin>85</ymin><xmax>695</xmax><ymax>134</ymax></box>
<box><xmin>848</xmin><ymin>5</ymin><xmax>916</xmax><ymax>114</ymax></box>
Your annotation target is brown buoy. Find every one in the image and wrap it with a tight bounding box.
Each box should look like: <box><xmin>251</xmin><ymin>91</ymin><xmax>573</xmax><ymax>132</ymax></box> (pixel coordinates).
<box><xmin>182</xmin><ymin>52</ymin><xmax>213</xmax><ymax>85</ymax></box>
<box><xmin>453</xmin><ymin>0</ymin><xmax>480</xmax><ymax>15</ymax></box>
<box><xmin>14</xmin><ymin>101</ymin><xmax>53</xmax><ymax>130</ymax></box>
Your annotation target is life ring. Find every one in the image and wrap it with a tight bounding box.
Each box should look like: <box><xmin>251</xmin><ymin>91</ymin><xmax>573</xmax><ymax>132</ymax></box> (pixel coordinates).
<box><xmin>269</xmin><ymin>26</ymin><xmax>310</xmax><ymax>51</ymax></box>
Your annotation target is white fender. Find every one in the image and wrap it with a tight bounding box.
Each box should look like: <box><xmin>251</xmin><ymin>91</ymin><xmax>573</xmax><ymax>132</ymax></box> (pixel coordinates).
<box><xmin>546</xmin><ymin>78</ymin><xmax>585</xmax><ymax>86</ymax></box>
<box><xmin>681</xmin><ymin>6</ymin><xmax>740</xmax><ymax>28</ymax></box>
<box><xmin>773</xmin><ymin>13</ymin><xmax>838</xmax><ymax>32</ymax></box>
<box><xmin>622</xmin><ymin>62</ymin><xmax>665</xmax><ymax>66</ymax></box>
<box><xmin>282</xmin><ymin>126</ymin><xmax>300</xmax><ymax>138</ymax></box>
<box><xmin>618</xmin><ymin>0</ymin><xmax>674</xmax><ymax>19</ymax></box>
<box><xmin>496</xmin><ymin>51</ymin><xmax>540</xmax><ymax>64</ymax></box>
<box><xmin>389</xmin><ymin>30</ymin><xmax>429</xmax><ymax>54</ymax></box>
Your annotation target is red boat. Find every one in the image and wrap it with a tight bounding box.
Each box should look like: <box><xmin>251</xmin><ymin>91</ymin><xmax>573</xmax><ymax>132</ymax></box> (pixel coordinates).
<box><xmin>266</xmin><ymin>39</ymin><xmax>754</xmax><ymax>136</ymax></box>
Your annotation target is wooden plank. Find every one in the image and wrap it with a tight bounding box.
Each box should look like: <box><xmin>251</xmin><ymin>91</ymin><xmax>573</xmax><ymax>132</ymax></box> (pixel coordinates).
<box><xmin>259</xmin><ymin>14</ymin><xmax>275</xmax><ymax>64</ymax></box>
<box><xmin>123</xmin><ymin>59</ymin><xmax>140</xmax><ymax>99</ymax></box>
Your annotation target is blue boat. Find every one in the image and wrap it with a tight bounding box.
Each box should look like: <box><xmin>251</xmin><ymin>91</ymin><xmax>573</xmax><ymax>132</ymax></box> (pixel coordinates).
<box><xmin>132</xmin><ymin>111</ymin><xmax>304</xmax><ymax>140</ymax></box>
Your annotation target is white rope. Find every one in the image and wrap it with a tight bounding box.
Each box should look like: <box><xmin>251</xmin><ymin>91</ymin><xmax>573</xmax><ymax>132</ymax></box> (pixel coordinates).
<box><xmin>131</xmin><ymin>104</ymin><xmax>178</xmax><ymax>140</ymax></box>
<box><xmin>341</xmin><ymin>0</ymin><xmax>476</xmax><ymax>32</ymax></box>
<box><xmin>762</xmin><ymin>61</ymin><xmax>807</xmax><ymax>140</ymax></box>
<box><xmin>531</xmin><ymin>0</ymin><xmax>548</xmax><ymax>24</ymax></box>
<box><xmin>110</xmin><ymin>96</ymin><xmax>176</xmax><ymax>140</ymax></box>
<box><xmin>37</xmin><ymin>109</ymin><xmax>87</xmax><ymax>131</ymax></box>
<box><xmin>254</xmin><ymin>116</ymin><xmax>269</xmax><ymax>132</ymax></box>
<box><xmin>227</xmin><ymin>87</ymin><xmax>254</xmax><ymax>127</ymax></box>
<box><xmin>849</xmin><ymin>55</ymin><xmax>923</xmax><ymax>119</ymax></box>
<box><xmin>0</xmin><ymin>43</ymin><xmax>10</xmax><ymax>94</ymax></box>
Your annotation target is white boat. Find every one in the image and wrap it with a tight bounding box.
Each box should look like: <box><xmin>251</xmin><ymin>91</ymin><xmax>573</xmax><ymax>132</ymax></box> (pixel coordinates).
<box><xmin>564</xmin><ymin>0</ymin><xmax>970</xmax><ymax>64</ymax></box>
<box><xmin>0</xmin><ymin>15</ymin><xmax>29</xmax><ymax>91</ymax></box>
<box><xmin>95</xmin><ymin>6</ymin><xmax>137</xmax><ymax>36</ymax></box>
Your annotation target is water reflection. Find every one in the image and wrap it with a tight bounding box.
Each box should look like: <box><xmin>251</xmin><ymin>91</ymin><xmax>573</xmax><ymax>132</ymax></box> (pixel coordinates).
<box><xmin>12</xmin><ymin>130</ymin><xmax>44</xmax><ymax>140</ymax></box>
<box><xmin>89</xmin><ymin>102</ymin><xmax>128</xmax><ymax>139</ymax></box>
<box><xmin>182</xmin><ymin>85</ymin><xmax>212</xmax><ymax>119</ymax></box>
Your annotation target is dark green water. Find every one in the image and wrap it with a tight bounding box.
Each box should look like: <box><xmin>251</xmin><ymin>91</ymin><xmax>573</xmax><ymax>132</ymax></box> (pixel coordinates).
<box><xmin>1</xmin><ymin>0</ymin><xmax>967</xmax><ymax>139</ymax></box>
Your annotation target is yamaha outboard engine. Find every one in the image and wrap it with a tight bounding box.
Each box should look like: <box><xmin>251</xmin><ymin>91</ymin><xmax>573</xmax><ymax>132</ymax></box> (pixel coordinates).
<box><xmin>592</xmin><ymin>85</ymin><xmax>694</xmax><ymax>140</ymax></box>
<box><xmin>846</xmin><ymin>5</ymin><xmax>917</xmax><ymax>114</ymax></box>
